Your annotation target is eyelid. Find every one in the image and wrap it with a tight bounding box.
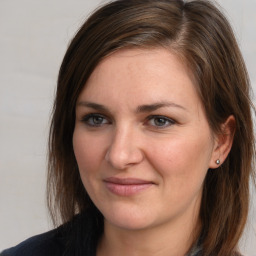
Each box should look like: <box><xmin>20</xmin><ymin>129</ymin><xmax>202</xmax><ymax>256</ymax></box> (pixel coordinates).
<box><xmin>79</xmin><ymin>112</ymin><xmax>176</xmax><ymax>129</ymax></box>
<box><xmin>145</xmin><ymin>115</ymin><xmax>176</xmax><ymax>128</ymax></box>
<box><xmin>80</xmin><ymin>113</ymin><xmax>111</xmax><ymax>126</ymax></box>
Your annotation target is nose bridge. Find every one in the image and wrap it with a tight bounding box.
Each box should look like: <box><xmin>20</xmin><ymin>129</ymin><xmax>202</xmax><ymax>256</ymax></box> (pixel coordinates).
<box><xmin>105</xmin><ymin>123</ymin><xmax>143</xmax><ymax>169</ymax></box>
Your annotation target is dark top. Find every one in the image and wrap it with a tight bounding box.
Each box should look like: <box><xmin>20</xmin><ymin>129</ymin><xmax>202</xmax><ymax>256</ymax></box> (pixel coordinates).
<box><xmin>0</xmin><ymin>207</ymin><xmax>204</xmax><ymax>256</ymax></box>
<box><xmin>0</xmin><ymin>228</ymin><xmax>66</xmax><ymax>256</ymax></box>
<box><xmin>0</xmin><ymin>229</ymin><xmax>202</xmax><ymax>256</ymax></box>
<box><xmin>0</xmin><ymin>208</ymin><xmax>103</xmax><ymax>256</ymax></box>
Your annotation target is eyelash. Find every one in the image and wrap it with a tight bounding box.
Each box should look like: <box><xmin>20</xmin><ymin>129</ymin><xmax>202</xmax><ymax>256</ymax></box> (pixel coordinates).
<box><xmin>81</xmin><ymin>113</ymin><xmax>110</xmax><ymax>127</ymax></box>
<box><xmin>146</xmin><ymin>115</ymin><xmax>176</xmax><ymax>128</ymax></box>
<box><xmin>80</xmin><ymin>114</ymin><xmax>176</xmax><ymax>128</ymax></box>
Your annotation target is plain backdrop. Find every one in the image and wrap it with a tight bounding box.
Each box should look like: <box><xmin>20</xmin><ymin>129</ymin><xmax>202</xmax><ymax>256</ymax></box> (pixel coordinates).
<box><xmin>0</xmin><ymin>0</ymin><xmax>255</xmax><ymax>255</ymax></box>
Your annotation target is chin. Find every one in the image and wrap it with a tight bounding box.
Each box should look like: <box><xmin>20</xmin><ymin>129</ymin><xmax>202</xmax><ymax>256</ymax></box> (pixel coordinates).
<box><xmin>101</xmin><ymin>204</ymin><xmax>159</xmax><ymax>231</ymax></box>
<box><xmin>106</xmin><ymin>215</ymin><xmax>155</xmax><ymax>231</ymax></box>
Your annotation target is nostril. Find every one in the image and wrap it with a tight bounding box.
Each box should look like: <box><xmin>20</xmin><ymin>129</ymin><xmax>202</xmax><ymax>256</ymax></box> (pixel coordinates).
<box><xmin>104</xmin><ymin>128</ymin><xmax>144</xmax><ymax>169</ymax></box>
<box><xmin>105</xmin><ymin>144</ymin><xmax>144</xmax><ymax>170</ymax></box>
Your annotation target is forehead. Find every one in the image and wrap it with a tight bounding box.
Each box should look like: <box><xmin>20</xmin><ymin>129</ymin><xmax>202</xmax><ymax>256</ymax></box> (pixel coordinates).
<box><xmin>79</xmin><ymin>48</ymin><xmax>202</xmax><ymax>112</ymax></box>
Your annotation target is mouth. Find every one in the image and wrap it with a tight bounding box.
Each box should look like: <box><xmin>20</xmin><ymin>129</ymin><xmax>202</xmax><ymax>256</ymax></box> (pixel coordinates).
<box><xmin>103</xmin><ymin>177</ymin><xmax>155</xmax><ymax>196</ymax></box>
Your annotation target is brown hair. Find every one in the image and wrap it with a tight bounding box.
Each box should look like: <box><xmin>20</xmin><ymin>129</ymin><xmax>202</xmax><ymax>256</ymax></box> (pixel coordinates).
<box><xmin>47</xmin><ymin>0</ymin><xmax>255</xmax><ymax>255</ymax></box>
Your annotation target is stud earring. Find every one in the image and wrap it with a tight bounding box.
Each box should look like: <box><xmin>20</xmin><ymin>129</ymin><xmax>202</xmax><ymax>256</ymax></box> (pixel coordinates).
<box><xmin>216</xmin><ymin>159</ymin><xmax>220</xmax><ymax>165</ymax></box>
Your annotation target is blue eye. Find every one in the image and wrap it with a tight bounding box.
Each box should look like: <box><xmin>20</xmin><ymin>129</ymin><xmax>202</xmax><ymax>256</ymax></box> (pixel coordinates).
<box><xmin>81</xmin><ymin>114</ymin><xmax>109</xmax><ymax>127</ymax></box>
<box><xmin>147</xmin><ymin>115</ymin><xmax>175</xmax><ymax>128</ymax></box>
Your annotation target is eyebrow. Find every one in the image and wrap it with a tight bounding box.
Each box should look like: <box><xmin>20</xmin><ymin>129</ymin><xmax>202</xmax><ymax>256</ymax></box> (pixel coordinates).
<box><xmin>77</xmin><ymin>101</ymin><xmax>110</xmax><ymax>112</ymax></box>
<box><xmin>136</xmin><ymin>102</ymin><xmax>187</xmax><ymax>113</ymax></box>
<box><xmin>77</xmin><ymin>101</ymin><xmax>187</xmax><ymax>113</ymax></box>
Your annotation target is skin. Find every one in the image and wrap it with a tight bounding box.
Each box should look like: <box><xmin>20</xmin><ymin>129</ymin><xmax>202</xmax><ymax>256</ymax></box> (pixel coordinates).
<box><xmin>73</xmin><ymin>48</ymin><xmax>234</xmax><ymax>256</ymax></box>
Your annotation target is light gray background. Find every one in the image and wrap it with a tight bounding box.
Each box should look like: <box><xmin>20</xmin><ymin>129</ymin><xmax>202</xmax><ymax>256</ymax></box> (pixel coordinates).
<box><xmin>0</xmin><ymin>0</ymin><xmax>255</xmax><ymax>254</ymax></box>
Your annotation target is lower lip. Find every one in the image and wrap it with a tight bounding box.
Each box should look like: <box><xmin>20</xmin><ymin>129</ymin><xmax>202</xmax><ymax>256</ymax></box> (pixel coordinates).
<box><xmin>104</xmin><ymin>182</ymin><xmax>153</xmax><ymax>196</ymax></box>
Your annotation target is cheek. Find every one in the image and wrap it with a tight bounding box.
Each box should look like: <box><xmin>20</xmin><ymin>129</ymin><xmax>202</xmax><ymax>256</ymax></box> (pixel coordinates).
<box><xmin>72</xmin><ymin>129</ymin><xmax>110</xmax><ymax>203</ymax></box>
<box><xmin>147</xmin><ymin>135</ymin><xmax>213</xmax><ymax>189</ymax></box>
<box><xmin>73</xmin><ymin>129</ymin><xmax>106</xmax><ymax>177</ymax></box>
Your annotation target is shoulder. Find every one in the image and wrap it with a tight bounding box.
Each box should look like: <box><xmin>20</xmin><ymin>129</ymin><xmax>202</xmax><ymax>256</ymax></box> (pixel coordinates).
<box><xmin>0</xmin><ymin>227</ymin><xmax>66</xmax><ymax>256</ymax></box>
<box><xmin>0</xmin><ymin>209</ymin><xmax>102</xmax><ymax>256</ymax></box>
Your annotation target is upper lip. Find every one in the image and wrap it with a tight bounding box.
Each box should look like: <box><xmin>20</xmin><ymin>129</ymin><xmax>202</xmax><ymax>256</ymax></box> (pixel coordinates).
<box><xmin>104</xmin><ymin>177</ymin><xmax>154</xmax><ymax>185</ymax></box>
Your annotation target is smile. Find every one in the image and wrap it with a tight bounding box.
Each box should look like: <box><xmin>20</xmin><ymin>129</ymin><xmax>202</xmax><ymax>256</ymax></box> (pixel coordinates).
<box><xmin>103</xmin><ymin>177</ymin><xmax>154</xmax><ymax>196</ymax></box>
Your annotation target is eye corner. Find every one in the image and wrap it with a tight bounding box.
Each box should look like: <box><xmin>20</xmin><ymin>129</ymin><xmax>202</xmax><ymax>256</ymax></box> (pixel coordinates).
<box><xmin>80</xmin><ymin>113</ymin><xmax>111</xmax><ymax>127</ymax></box>
<box><xmin>145</xmin><ymin>115</ymin><xmax>176</xmax><ymax>129</ymax></box>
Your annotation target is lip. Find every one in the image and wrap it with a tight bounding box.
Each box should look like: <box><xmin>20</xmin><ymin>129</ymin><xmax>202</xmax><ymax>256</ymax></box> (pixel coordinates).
<box><xmin>103</xmin><ymin>177</ymin><xmax>154</xmax><ymax>196</ymax></box>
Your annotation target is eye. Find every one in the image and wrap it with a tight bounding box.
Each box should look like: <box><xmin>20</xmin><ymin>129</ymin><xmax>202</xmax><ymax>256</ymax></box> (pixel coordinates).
<box><xmin>146</xmin><ymin>115</ymin><xmax>175</xmax><ymax>128</ymax></box>
<box><xmin>81</xmin><ymin>113</ymin><xmax>110</xmax><ymax>127</ymax></box>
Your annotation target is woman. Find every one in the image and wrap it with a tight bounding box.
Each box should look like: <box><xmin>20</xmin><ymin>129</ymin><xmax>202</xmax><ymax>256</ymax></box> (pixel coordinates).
<box><xmin>1</xmin><ymin>0</ymin><xmax>255</xmax><ymax>255</ymax></box>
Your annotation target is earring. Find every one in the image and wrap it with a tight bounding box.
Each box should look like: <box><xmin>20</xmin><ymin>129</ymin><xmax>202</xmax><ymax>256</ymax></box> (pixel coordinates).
<box><xmin>216</xmin><ymin>159</ymin><xmax>220</xmax><ymax>165</ymax></box>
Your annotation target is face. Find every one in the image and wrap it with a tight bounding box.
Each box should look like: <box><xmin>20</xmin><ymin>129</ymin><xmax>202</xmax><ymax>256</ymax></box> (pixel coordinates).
<box><xmin>73</xmin><ymin>48</ymin><xmax>217</xmax><ymax>232</ymax></box>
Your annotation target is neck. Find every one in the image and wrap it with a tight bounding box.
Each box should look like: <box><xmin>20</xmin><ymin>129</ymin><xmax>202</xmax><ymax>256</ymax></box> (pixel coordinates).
<box><xmin>97</xmin><ymin>215</ymin><xmax>201</xmax><ymax>256</ymax></box>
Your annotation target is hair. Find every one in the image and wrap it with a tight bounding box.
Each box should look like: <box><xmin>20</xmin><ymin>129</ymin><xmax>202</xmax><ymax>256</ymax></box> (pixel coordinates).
<box><xmin>47</xmin><ymin>0</ymin><xmax>255</xmax><ymax>255</ymax></box>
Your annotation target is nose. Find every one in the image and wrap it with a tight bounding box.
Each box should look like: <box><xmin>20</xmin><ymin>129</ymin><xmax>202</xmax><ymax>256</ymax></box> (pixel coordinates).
<box><xmin>105</xmin><ymin>127</ymin><xmax>144</xmax><ymax>170</ymax></box>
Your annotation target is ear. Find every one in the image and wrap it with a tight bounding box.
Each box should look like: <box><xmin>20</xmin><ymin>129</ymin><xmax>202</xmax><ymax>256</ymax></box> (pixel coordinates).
<box><xmin>209</xmin><ymin>115</ymin><xmax>236</xmax><ymax>169</ymax></box>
